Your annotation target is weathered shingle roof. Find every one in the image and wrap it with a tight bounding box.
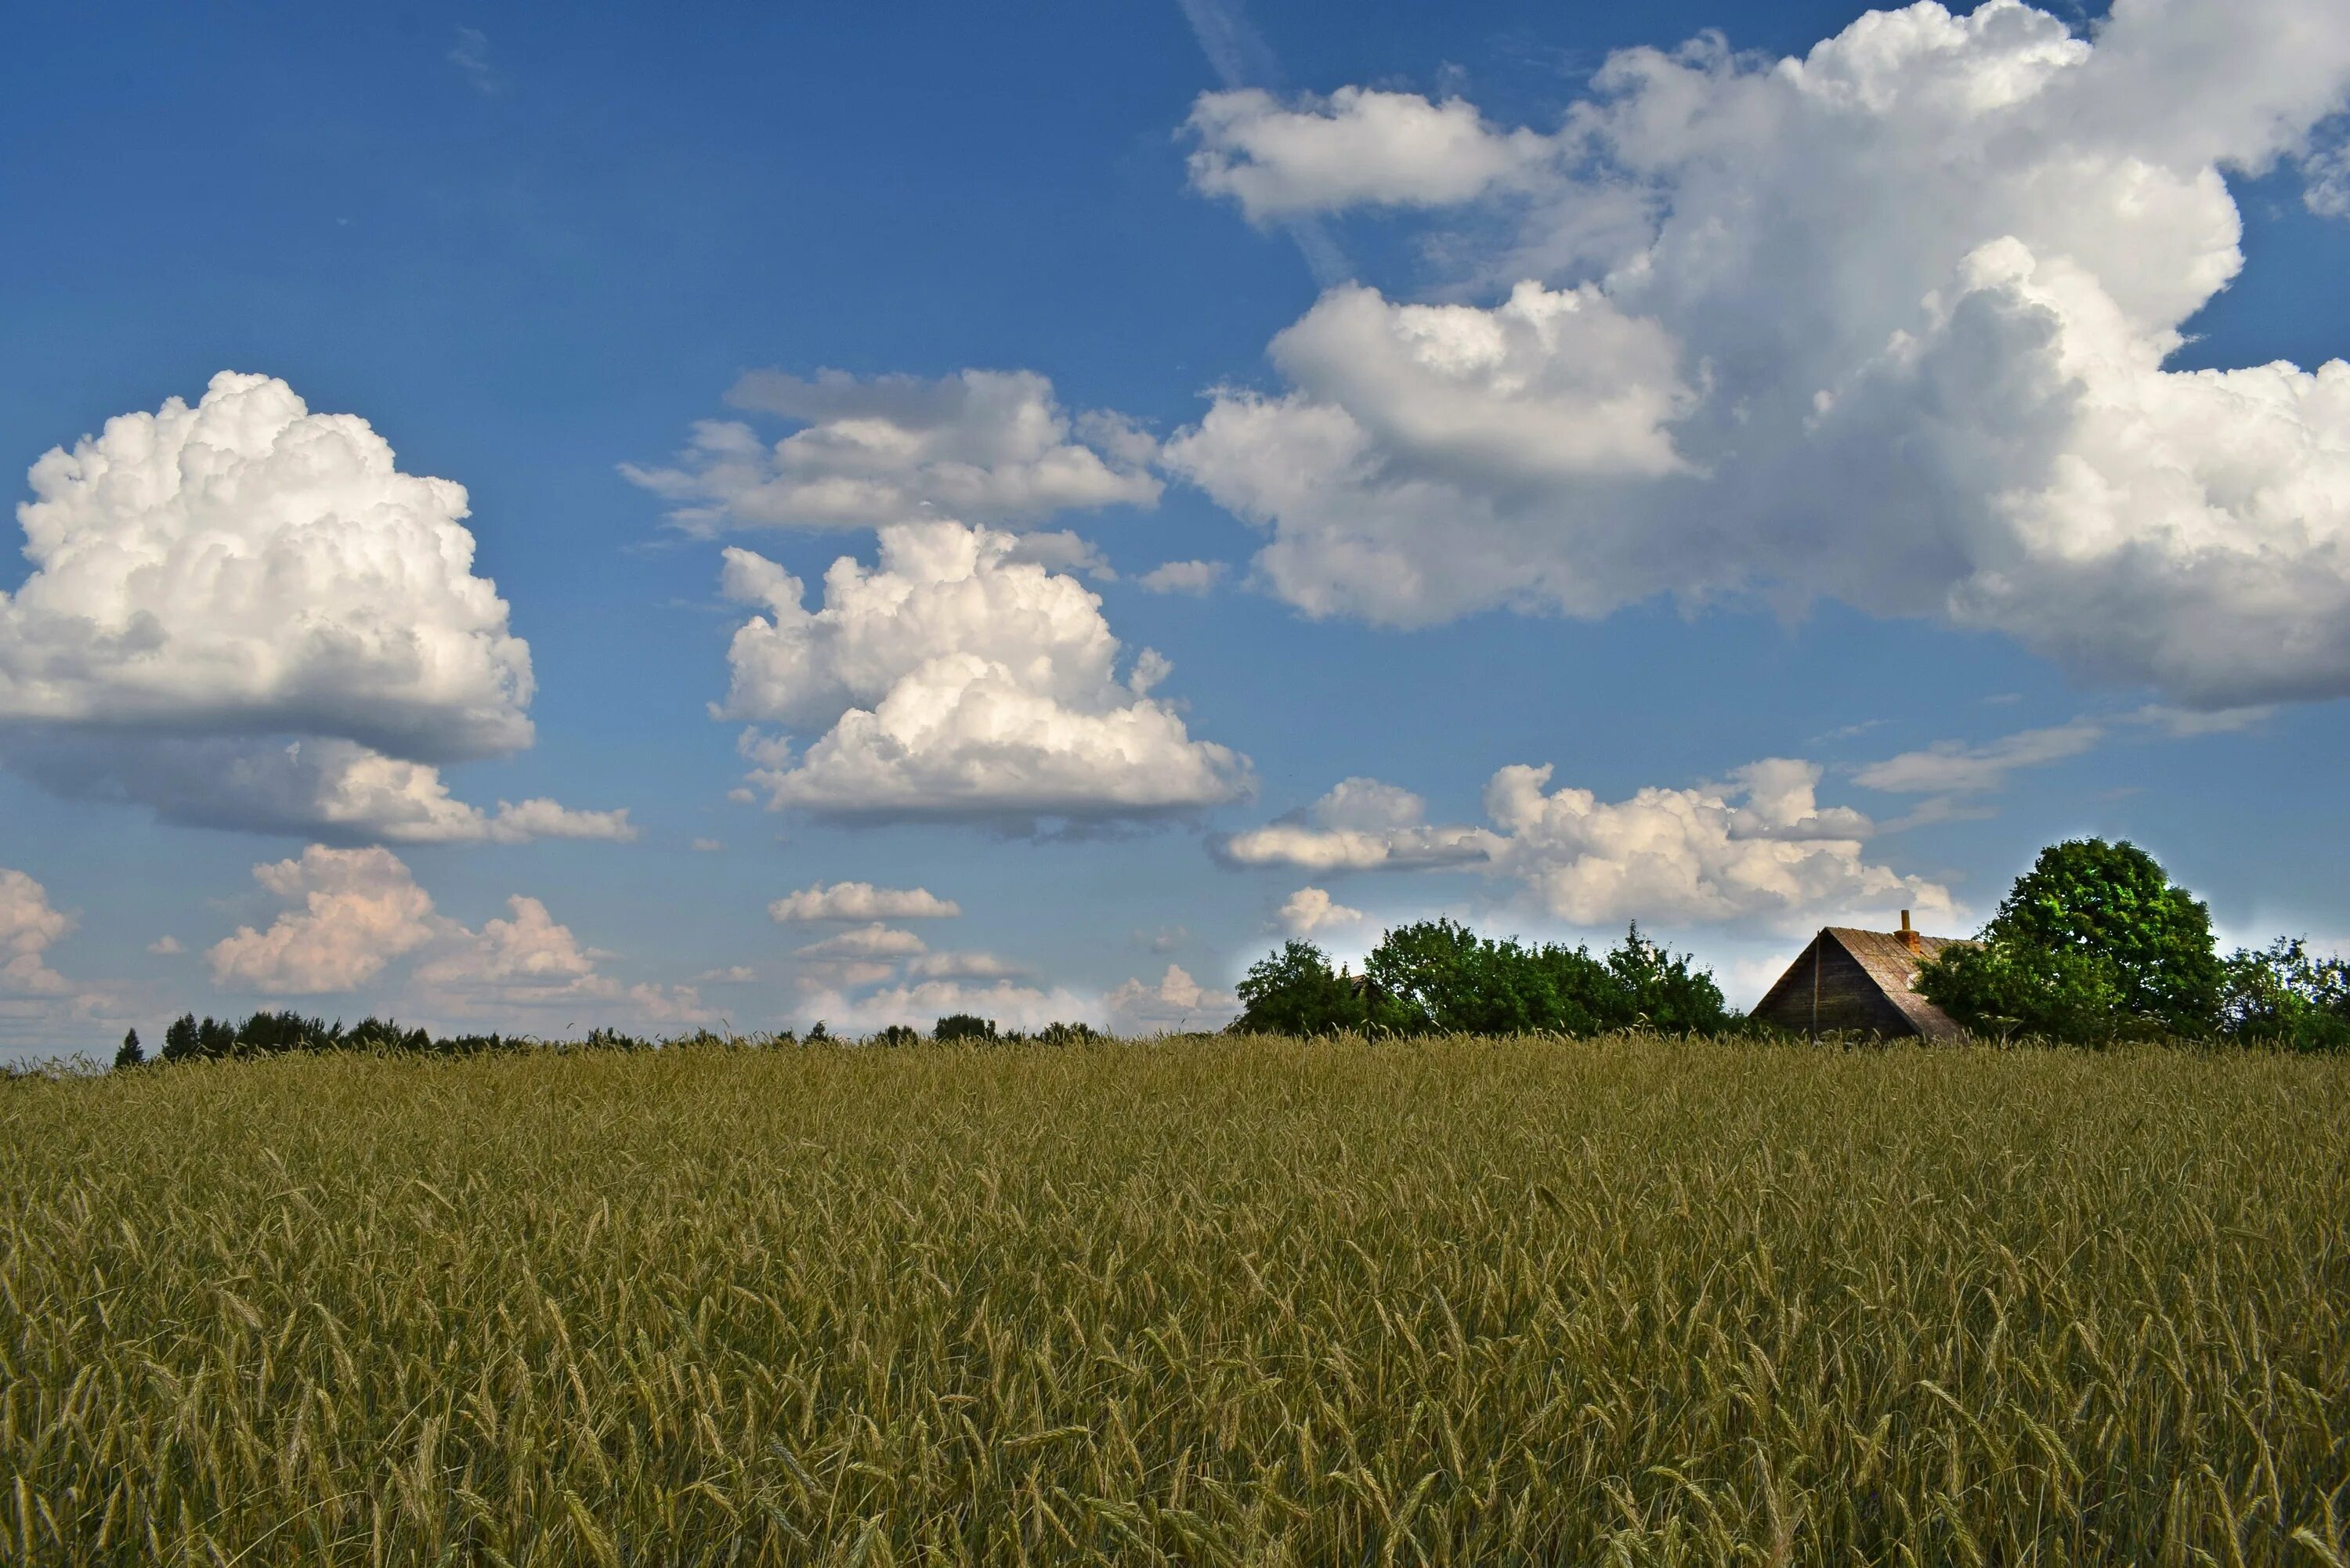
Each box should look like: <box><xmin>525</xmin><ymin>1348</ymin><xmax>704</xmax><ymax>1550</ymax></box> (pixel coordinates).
<box><xmin>1820</xmin><ymin>927</ymin><xmax>1969</xmax><ymax>1039</ymax></box>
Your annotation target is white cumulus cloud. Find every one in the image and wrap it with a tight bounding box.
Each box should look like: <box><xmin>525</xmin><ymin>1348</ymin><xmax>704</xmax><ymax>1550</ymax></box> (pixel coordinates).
<box><xmin>1137</xmin><ymin>559</ymin><xmax>1227</xmax><ymax>594</ymax></box>
<box><xmin>1</xmin><ymin>868</ymin><xmax>74</xmax><ymax>998</ymax></box>
<box><xmin>1483</xmin><ymin>760</ymin><xmax>1956</xmax><ymax>934</ymax></box>
<box><xmin>767</xmin><ymin>880</ymin><xmax>964</xmax><ymax>923</ymax></box>
<box><xmin>1277</xmin><ymin>886</ymin><xmax>1365</xmax><ymax>935</ymax></box>
<box><xmin>0</xmin><ymin>867</ymin><xmax>124</xmax><ymax>1051</ymax></box>
<box><xmin>0</xmin><ymin>373</ymin><xmax>627</xmax><ymax>839</ymax></box>
<box><xmin>1166</xmin><ymin>0</ymin><xmax>2350</xmax><ymax>708</ymax></box>
<box><xmin>1225</xmin><ymin>758</ymin><xmax>1954</xmax><ymax>935</ymax></box>
<box><xmin>1218</xmin><ymin>777</ymin><xmax>1499</xmax><ymax>872</ymax></box>
<box><xmin>804</xmin><ymin>977</ymin><xmax>1096</xmax><ymax>1036</ymax></box>
<box><xmin>1103</xmin><ymin>964</ymin><xmax>1238</xmax><ymax>1035</ymax></box>
<box><xmin>412</xmin><ymin>895</ymin><xmax>710</xmax><ymax>1025</ymax></box>
<box><xmin>623</xmin><ymin>368</ymin><xmax>1159</xmax><ymax>533</ymax></box>
<box><xmin>208</xmin><ymin>845</ymin><xmax>437</xmax><ymax>995</ymax></box>
<box><xmin>1188</xmin><ymin>86</ymin><xmax>1555</xmax><ymax>219</ymax></box>
<box><xmin>203</xmin><ymin>845</ymin><xmax>705</xmax><ymax>1024</ymax></box>
<box><xmin>718</xmin><ymin>521</ymin><xmax>1253</xmax><ymax>821</ymax></box>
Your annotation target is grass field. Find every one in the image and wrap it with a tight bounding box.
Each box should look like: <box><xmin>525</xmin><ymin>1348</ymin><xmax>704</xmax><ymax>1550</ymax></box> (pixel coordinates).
<box><xmin>4</xmin><ymin>1035</ymin><xmax>2348</xmax><ymax>1565</ymax></box>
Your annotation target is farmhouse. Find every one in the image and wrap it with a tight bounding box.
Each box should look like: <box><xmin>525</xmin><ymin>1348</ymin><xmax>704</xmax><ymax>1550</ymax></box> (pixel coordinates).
<box><xmin>1752</xmin><ymin>912</ymin><xmax>1969</xmax><ymax>1039</ymax></box>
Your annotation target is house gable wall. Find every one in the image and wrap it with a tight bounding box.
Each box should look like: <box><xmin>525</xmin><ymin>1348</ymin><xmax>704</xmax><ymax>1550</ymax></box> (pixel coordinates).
<box><xmin>1752</xmin><ymin>935</ymin><xmax>1925</xmax><ymax>1038</ymax></box>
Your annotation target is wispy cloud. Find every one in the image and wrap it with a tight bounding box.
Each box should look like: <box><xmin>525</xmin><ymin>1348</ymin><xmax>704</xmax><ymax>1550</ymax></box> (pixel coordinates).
<box><xmin>1853</xmin><ymin>706</ymin><xmax>2274</xmax><ymax>829</ymax></box>
<box><xmin>449</xmin><ymin>27</ymin><xmax>497</xmax><ymax>95</ymax></box>
<box><xmin>1173</xmin><ymin>0</ymin><xmax>1349</xmax><ymax>286</ymax></box>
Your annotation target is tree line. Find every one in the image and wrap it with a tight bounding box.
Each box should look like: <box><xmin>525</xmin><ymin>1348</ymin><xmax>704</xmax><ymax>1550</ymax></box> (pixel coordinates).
<box><xmin>103</xmin><ymin>1010</ymin><xmax>1105</xmax><ymax>1069</ymax></box>
<box><xmin>1231</xmin><ymin>840</ymin><xmax>2349</xmax><ymax>1049</ymax></box>
<box><xmin>1229</xmin><ymin>920</ymin><xmax>1733</xmax><ymax>1037</ymax></box>
<box><xmin>1916</xmin><ymin>839</ymin><xmax>2349</xmax><ymax>1048</ymax></box>
<box><xmin>89</xmin><ymin>836</ymin><xmax>2350</xmax><ymax>1068</ymax></box>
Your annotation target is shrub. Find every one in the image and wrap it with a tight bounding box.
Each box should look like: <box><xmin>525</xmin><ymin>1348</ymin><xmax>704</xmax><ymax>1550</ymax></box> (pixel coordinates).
<box><xmin>2221</xmin><ymin>938</ymin><xmax>2350</xmax><ymax>1051</ymax></box>
<box><xmin>1232</xmin><ymin>941</ymin><xmax>1369</xmax><ymax>1035</ymax></box>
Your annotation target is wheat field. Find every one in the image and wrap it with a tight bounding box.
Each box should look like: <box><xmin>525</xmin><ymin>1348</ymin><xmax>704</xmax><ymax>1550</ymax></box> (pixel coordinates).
<box><xmin>3</xmin><ymin>1035</ymin><xmax>2347</xmax><ymax>1565</ymax></box>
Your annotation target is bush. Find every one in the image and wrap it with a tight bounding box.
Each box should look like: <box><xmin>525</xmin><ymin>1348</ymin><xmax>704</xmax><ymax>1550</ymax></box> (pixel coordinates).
<box><xmin>934</xmin><ymin>1013</ymin><xmax>998</xmax><ymax>1043</ymax></box>
<box><xmin>1232</xmin><ymin>941</ymin><xmax>1371</xmax><ymax>1035</ymax></box>
<box><xmin>2221</xmin><ymin>938</ymin><xmax>2350</xmax><ymax>1051</ymax></box>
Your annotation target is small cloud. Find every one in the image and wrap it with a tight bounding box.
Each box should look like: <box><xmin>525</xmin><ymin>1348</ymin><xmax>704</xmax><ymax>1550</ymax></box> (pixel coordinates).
<box><xmin>1008</xmin><ymin>530</ymin><xmax>1116</xmax><ymax>581</ymax></box>
<box><xmin>1138</xmin><ymin>559</ymin><xmax>1227</xmax><ymax>594</ymax></box>
<box><xmin>148</xmin><ymin>935</ymin><xmax>183</xmax><ymax>956</ymax></box>
<box><xmin>691</xmin><ymin>838</ymin><xmax>724</xmax><ymax>852</ymax></box>
<box><xmin>1278</xmin><ymin>886</ymin><xmax>1365</xmax><ymax>935</ymax></box>
<box><xmin>694</xmin><ymin>965</ymin><xmax>758</xmax><ymax>984</ymax></box>
<box><xmin>1104</xmin><ymin>964</ymin><xmax>1238</xmax><ymax>1035</ymax></box>
<box><xmin>2124</xmin><ymin>703</ymin><xmax>2273</xmax><ymax>739</ymax></box>
<box><xmin>906</xmin><ymin>951</ymin><xmax>1029</xmax><ymax>981</ymax></box>
<box><xmin>1134</xmin><ymin>924</ymin><xmax>1190</xmax><ymax>953</ymax></box>
<box><xmin>770</xmin><ymin>883</ymin><xmax>961</xmax><ymax>923</ymax></box>
<box><xmin>794</xmin><ymin>923</ymin><xmax>927</xmax><ymax>959</ymax></box>
<box><xmin>449</xmin><ymin>26</ymin><xmax>497</xmax><ymax>93</ymax></box>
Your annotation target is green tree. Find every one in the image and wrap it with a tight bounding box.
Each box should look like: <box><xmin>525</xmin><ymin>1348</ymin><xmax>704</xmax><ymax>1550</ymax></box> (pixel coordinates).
<box><xmin>1603</xmin><ymin>923</ymin><xmax>1734</xmax><ymax>1033</ymax></box>
<box><xmin>1918</xmin><ymin>838</ymin><xmax>2222</xmax><ymax>1040</ymax></box>
<box><xmin>114</xmin><ymin>1028</ymin><xmax>143</xmax><ymax>1070</ymax></box>
<box><xmin>2220</xmin><ymin>938</ymin><xmax>2350</xmax><ymax>1051</ymax></box>
<box><xmin>934</xmin><ymin>1013</ymin><xmax>997</xmax><ymax>1042</ymax></box>
<box><xmin>1365</xmin><ymin>919</ymin><xmax>1618</xmax><ymax>1035</ymax></box>
<box><xmin>161</xmin><ymin>1013</ymin><xmax>200</xmax><ymax>1061</ymax></box>
<box><xmin>235</xmin><ymin>1010</ymin><xmax>331</xmax><ymax>1055</ymax></box>
<box><xmin>1231</xmin><ymin>941</ymin><xmax>1368</xmax><ymax>1035</ymax></box>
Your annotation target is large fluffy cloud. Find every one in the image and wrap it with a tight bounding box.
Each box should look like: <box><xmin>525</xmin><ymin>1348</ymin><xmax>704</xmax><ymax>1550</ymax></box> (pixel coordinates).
<box><xmin>1167</xmin><ymin>0</ymin><xmax>2350</xmax><ymax>707</ymax></box>
<box><xmin>0</xmin><ymin>373</ymin><xmax>628</xmax><ymax>838</ymax></box>
<box><xmin>717</xmin><ymin>521</ymin><xmax>1253</xmax><ymax>820</ymax></box>
<box><xmin>208</xmin><ymin>846</ymin><xmax>437</xmax><ymax>994</ymax></box>
<box><xmin>624</xmin><ymin>368</ymin><xmax>1160</xmax><ymax>533</ymax></box>
<box><xmin>1482</xmin><ymin>760</ymin><xmax>1957</xmax><ymax>932</ymax></box>
<box><xmin>1224</xmin><ymin>758</ymin><xmax>1954</xmax><ymax>935</ymax></box>
<box><xmin>209</xmin><ymin>846</ymin><xmax>439</xmax><ymax>992</ymax></box>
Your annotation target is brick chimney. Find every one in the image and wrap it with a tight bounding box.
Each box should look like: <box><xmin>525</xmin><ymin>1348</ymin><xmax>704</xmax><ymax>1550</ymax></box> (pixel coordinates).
<box><xmin>1898</xmin><ymin>909</ymin><xmax>1922</xmax><ymax>954</ymax></box>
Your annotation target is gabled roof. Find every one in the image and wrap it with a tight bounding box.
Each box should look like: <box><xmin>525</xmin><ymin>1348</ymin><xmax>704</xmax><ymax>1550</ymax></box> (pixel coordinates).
<box><xmin>1819</xmin><ymin>927</ymin><xmax>1968</xmax><ymax>1039</ymax></box>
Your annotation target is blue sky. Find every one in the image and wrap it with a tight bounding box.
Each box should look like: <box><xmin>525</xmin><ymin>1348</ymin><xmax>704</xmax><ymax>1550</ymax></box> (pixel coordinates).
<box><xmin>4</xmin><ymin>0</ymin><xmax>2348</xmax><ymax>1052</ymax></box>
